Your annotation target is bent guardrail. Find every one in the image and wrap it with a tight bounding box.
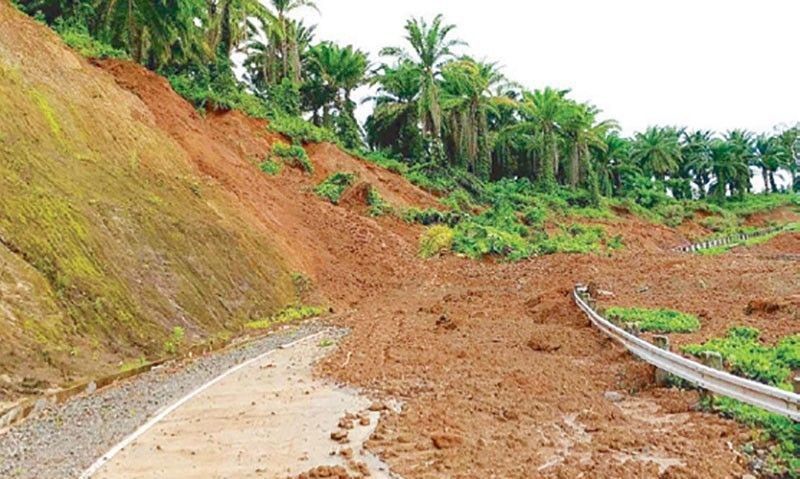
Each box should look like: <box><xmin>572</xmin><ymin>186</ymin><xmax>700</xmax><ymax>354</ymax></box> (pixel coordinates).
<box><xmin>573</xmin><ymin>285</ymin><xmax>800</xmax><ymax>421</ymax></box>
<box><xmin>673</xmin><ymin>226</ymin><xmax>783</xmax><ymax>253</ymax></box>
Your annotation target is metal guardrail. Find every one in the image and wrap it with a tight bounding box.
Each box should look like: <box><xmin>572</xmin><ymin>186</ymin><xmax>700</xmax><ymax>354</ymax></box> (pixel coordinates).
<box><xmin>573</xmin><ymin>285</ymin><xmax>800</xmax><ymax>421</ymax></box>
<box><xmin>674</xmin><ymin>226</ymin><xmax>783</xmax><ymax>253</ymax></box>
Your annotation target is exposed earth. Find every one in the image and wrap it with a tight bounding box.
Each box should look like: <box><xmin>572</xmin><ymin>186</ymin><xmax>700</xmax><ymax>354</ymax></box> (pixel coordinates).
<box><xmin>0</xmin><ymin>3</ymin><xmax>798</xmax><ymax>478</ymax></box>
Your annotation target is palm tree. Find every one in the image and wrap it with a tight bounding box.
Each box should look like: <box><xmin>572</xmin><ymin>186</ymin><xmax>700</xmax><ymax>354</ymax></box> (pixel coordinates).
<box><xmin>561</xmin><ymin>102</ymin><xmax>617</xmax><ymax>193</ymax></box>
<box><xmin>303</xmin><ymin>41</ymin><xmax>369</xmax><ymax>147</ymax></box>
<box><xmin>364</xmin><ymin>61</ymin><xmax>424</xmax><ymax>159</ymax></box>
<box><xmin>777</xmin><ymin>126</ymin><xmax>799</xmax><ymax>191</ymax></box>
<box><xmin>94</xmin><ymin>0</ymin><xmax>207</xmax><ymax>68</ymax></box>
<box><xmin>380</xmin><ymin>14</ymin><xmax>465</xmax><ymax>142</ymax></box>
<box><xmin>518</xmin><ymin>87</ymin><xmax>571</xmax><ymax>189</ymax></box>
<box><xmin>244</xmin><ymin>0</ymin><xmax>316</xmax><ymax>89</ymax></box>
<box><xmin>206</xmin><ymin>0</ymin><xmax>270</xmax><ymax>58</ymax></box>
<box><xmin>630</xmin><ymin>126</ymin><xmax>682</xmax><ymax>181</ymax></box>
<box><xmin>724</xmin><ymin>130</ymin><xmax>755</xmax><ymax>196</ymax></box>
<box><xmin>681</xmin><ymin>130</ymin><xmax>714</xmax><ymax>197</ymax></box>
<box><xmin>754</xmin><ymin>134</ymin><xmax>788</xmax><ymax>193</ymax></box>
<box><xmin>439</xmin><ymin>57</ymin><xmax>506</xmax><ymax>178</ymax></box>
<box><xmin>593</xmin><ymin>133</ymin><xmax>634</xmax><ymax>197</ymax></box>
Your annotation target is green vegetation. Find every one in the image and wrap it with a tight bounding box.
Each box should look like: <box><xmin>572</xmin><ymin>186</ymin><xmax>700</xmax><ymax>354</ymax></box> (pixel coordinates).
<box><xmin>244</xmin><ymin>305</ymin><xmax>324</xmax><ymax>330</ymax></box>
<box><xmin>315</xmin><ymin>172</ymin><xmax>357</xmax><ymax>204</ymax></box>
<box><xmin>419</xmin><ymin>225</ymin><xmax>454</xmax><ymax>258</ymax></box>
<box><xmin>259</xmin><ymin>159</ymin><xmax>283</xmax><ymax>176</ymax></box>
<box><xmin>683</xmin><ymin>327</ymin><xmax>800</xmax><ymax>476</ymax></box>
<box><xmin>318</xmin><ymin>338</ymin><xmax>335</xmax><ymax>348</ymax></box>
<box><xmin>163</xmin><ymin>326</ymin><xmax>185</xmax><ymax>355</ymax></box>
<box><xmin>605</xmin><ymin>307</ymin><xmax>701</xmax><ymax>333</ymax></box>
<box><xmin>366</xmin><ymin>186</ymin><xmax>391</xmax><ymax>217</ymax></box>
<box><xmin>272</xmin><ymin>142</ymin><xmax>313</xmax><ymax>174</ymax></box>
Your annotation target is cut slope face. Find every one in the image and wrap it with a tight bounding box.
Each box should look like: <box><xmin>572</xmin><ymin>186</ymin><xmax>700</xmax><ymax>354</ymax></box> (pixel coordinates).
<box><xmin>0</xmin><ymin>3</ymin><xmax>295</xmax><ymax>387</ymax></box>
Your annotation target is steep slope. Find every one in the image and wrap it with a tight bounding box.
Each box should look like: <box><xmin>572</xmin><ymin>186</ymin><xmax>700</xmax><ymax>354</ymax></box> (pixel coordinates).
<box><xmin>0</xmin><ymin>2</ymin><xmax>299</xmax><ymax>388</ymax></box>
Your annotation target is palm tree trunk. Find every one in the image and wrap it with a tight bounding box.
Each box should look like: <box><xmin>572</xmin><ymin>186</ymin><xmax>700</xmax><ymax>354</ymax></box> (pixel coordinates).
<box><xmin>569</xmin><ymin>143</ymin><xmax>580</xmax><ymax>188</ymax></box>
<box><xmin>762</xmin><ymin>168</ymin><xmax>770</xmax><ymax>194</ymax></box>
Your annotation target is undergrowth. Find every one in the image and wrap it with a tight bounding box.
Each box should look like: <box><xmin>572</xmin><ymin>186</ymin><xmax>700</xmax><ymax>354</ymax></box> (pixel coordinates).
<box><xmin>244</xmin><ymin>305</ymin><xmax>324</xmax><ymax>330</ymax></box>
<box><xmin>259</xmin><ymin>158</ymin><xmax>283</xmax><ymax>176</ymax></box>
<box><xmin>605</xmin><ymin>307</ymin><xmax>701</xmax><ymax>333</ymax></box>
<box><xmin>315</xmin><ymin>172</ymin><xmax>357</xmax><ymax>204</ymax></box>
<box><xmin>272</xmin><ymin>143</ymin><xmax>313</xmax><ymax>174</ymax></box>
<box><xmin>419</xmin><ymin>225</ymin><xmax>454</xmax><ymax>258</ymax></box>
<box><xmin>683</xmin><ymin>327</ymin><xmax>799</xmax><ymax>476</ymax></box>
<box><xmin>366</xmin><ymin>186</ymin><xmax>391</xmax><ymax>216</ymax></box>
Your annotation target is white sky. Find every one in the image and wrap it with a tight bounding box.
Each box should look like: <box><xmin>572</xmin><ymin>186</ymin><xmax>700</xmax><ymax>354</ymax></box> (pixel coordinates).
<box><xmin>295</xmin><ymin>0</ymin><xmax>800</xmax><ymax>136</ymax></box>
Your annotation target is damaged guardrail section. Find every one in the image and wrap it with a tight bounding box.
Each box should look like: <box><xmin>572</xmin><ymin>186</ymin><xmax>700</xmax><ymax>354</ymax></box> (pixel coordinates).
<box><xmin>573</xmin><ymin>285</ymin><xmax>800</xmax><ymax>421</ymax></box>
<box><xmin>674</xmin><ymin>226</ymin><xmax>783</xmax><ymax>253</ymax></box>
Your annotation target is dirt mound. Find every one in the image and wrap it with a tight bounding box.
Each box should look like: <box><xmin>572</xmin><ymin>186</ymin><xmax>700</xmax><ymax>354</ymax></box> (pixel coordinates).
<box><xmin>746</xmin><ymin>296</ymin><xmax>800</xmax><ymax>317</ymax></box>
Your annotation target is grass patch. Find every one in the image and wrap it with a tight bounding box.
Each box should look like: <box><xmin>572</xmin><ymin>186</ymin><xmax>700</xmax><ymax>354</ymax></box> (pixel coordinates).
<box><xmin>683</xmin><ymin>327</ymin><xmax>800</xmax><ymax>476</ymax></box>
<box><xmin>419</xmin><ymin>225</ymin><xmax>454</xmax><ymax>258</ymax></box>
<box><xmin>366</xmin><ymin>186</ymin><xmax>391</xmax><ymax>217</ymax></box>
<box><xmin>605</xmin><ymin>307</ymin><xmax>701</xmax><ymax>333</ymax></box>
<box><xmin>315</xmin><ymin>172</ymin><xmax>357</xmax><ymax>204</ymax></box>
<box><xmin>163</xmin><ymin>326</ymin><xmax>185</xmax><ymax>355</ymax></box>
<box><xmin>318</xmin><ymin>338</ymin><xmax>335</xmax><ymax>348</ymax></box>
<box><xmin>244</xmin><ymin>305</ymin><xmax>324</xmax><ymax>330</ymax></box>
<box><xmin>272</xmin><ymin>143</ymin><xmax>313</xmax><ymax>174</ymax></box>
<box><xmin>268</xmin><ymin>114</ymin><xmax>338</xmax><ymax>144</ymax></box>
<box><xmin>259</xmin><ymin>158</ymin><xmax>283</xmax><ymax>176</ymax></box>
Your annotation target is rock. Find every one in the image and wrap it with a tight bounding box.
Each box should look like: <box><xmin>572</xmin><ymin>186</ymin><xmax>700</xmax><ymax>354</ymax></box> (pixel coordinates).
<box><xmin>604</xmin><ymin>391</ymin><xmax>624</xmax><ymax>403</ymax></box>
<box><xmin>358</xmin><ymin>416</ymin><xmax>370</xmax><ymax>426</ymax></box>
<box><xmin>368</xmin><ymin>401</ymin><xmax>387</xmax><ymax>412</ymax></box>
<box><xmin>431</xmin><ymin>433</ymin><xmax>463</xmax><ymax>449</ymax></box>
<box><xmin>330</xmin><ymin>430</ymin><xmax>348</xmax><ymax>442</ymax></box>
<box><xmin>338</xmin><ymin>418</ymin><xmax>354</xmax><ymax>429</ymax></box>
<box><xmin>85</xmin><ymin>382</ymin><xmax>97</xmax><ymax>394</ymax></box>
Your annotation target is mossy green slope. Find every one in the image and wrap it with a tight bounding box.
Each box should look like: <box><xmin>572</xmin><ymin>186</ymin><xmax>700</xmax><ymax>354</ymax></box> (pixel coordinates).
<box><xmin>0</xmin><ymin>3</ymin><xmax>295</xmax><ymax>386</ymax></box>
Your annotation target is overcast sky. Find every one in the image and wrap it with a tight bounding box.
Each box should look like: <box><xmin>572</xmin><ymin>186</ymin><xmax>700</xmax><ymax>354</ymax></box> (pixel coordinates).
<box><xmin>295</xmin><ymin>0</ymin><xmax>799</xmax><ymax>136</ymax></box>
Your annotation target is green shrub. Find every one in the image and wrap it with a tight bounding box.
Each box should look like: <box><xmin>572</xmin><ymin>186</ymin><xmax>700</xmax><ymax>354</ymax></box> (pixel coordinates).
<box><xmin>683</xmin><ymin>327</ymin><xmax>798</xmax><ymax>386</ymax></box>
<box><xmin>535</xmin><ymin>224</ymin><xmax>607</xmax><ymax>255</ymax></box>
<box><xmin>366</xmin><ymin>186</ymin><xmax>391</xmax><ymax>217</ymax></box>
<box><xmin>359</xmin><ymin>150</ymin><xmax>409</xmax><ymax>175</ymax></box>
<box><xmin>654</xmin><ymin>203</ymin><xmax>690</xmax><ymax>227</ymax></box>
<box><xmin>268</xmin><ymin>114</ymin><xmax>338</xmax><ymax>144</ymax></box>
<box><xmin>163</xmin><ymin>326</ymin><xmax>185</xmax><ymax>355</ymax></box>
<box><xmin>607</xmin><ymin>234</ymin><xmax>625</xmax><ymax>250</ymax></box>
<box><xmin>605</xmin><ymin>307</ymin><xmax>701</xmax><ymax>333</ymax></box>
<box><xmin>272</xmin><ymin>143</ymin><xmax>313</xmax><ymax>174</ymax></box>
<box><xmin>259</xmin><ymin>159</ymin><xmax>282</xmax><ymax>176</ymax></box>
<box><xmin>684</xmin><ymin>328</ymin><xmax>800</xmax><ymax>476</ymax></box>
<box><xmin>419</xmin><ymin>225</ymin><xmax>455</xmax><ymax>258</ymax></box>
<box><xmin>244</xmin><ymin>305</ymin><xmax>324</xmax><ymax>330</ymax></box>
<box><xmin>404</xmin><ymin>207</ymin><xmax>463</xmax><ymax>226</ymax></box>
<box><xmin>56</xmin><ymin>23</ymin><xmax>128</xmax><ymax>59</ymax></box>
<box><xmin>452</xmin><ymin>222</ymin><xmax>533</xmax><ymax>261</ymax></box>
<box><xmin>315</xmin><ymin>172</ymin><xmax>357</xmax><ymax>204</ymax></box>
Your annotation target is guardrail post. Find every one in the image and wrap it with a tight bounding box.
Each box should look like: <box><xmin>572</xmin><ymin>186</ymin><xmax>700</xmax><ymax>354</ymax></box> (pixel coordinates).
<box><xmin>700</xmin><ymin>351</ymin><xmax>724</xmax><ymax>402</ymax></box>
<box><xmin>653</xmin><ymin>335</ymin><xmax>670</xmax><ymax>386</ymax></box>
